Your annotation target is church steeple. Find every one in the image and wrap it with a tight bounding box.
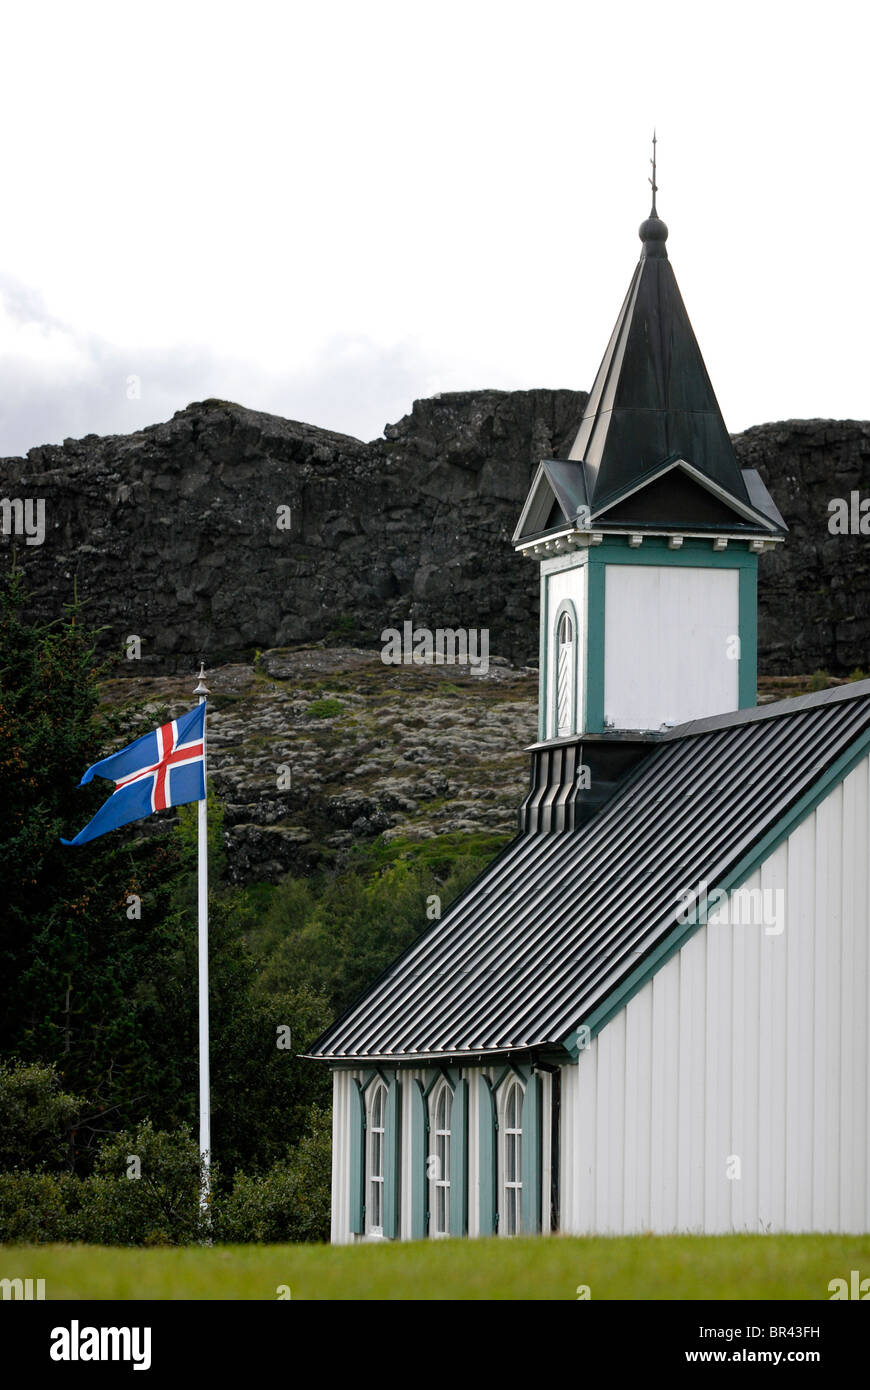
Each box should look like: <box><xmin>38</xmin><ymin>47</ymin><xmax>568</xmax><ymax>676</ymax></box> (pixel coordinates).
<box><xmin>514</xmin><ymin>152</ymin><xmax>787</xmax><ymax>743</ymax></box>
<box><xmin>567</xmin><ymin>159</ymin><xmax>752</xmax><ymax>514</ymax></box>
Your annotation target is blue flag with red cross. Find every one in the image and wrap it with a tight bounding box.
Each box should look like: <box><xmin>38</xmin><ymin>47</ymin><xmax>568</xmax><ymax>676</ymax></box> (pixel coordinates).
<box><xmin>61</xmin><ymin>704</ymin><xmax>205</xmax><ymax>846</ymax></box>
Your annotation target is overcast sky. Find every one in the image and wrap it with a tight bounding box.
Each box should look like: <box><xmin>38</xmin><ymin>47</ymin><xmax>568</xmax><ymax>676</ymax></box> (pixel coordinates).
<box><xmin>0</xmin><ymin>0</ymin><xmax>866</xmax><ymax>458</ymax></box>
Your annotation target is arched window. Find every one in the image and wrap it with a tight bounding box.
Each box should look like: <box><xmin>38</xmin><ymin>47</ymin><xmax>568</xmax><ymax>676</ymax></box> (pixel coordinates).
<box><xmin>429</xmin><ymin>1080</ymin><xmax>452</xmax><ymax>1237</ymax></box>
<box><xmin>501</xmin><ymin>1080</ymin><xmax>523</xmax><ymax>1236</ymax></box>
<box><xmin>366</xmin><ymin>1081</ymin><xmax>387</xmax><ymax>1235</ymax></box>
<box><xmin>556</xmin><ymin>609</ymin><xmax>575</xmax><ymax>736</ymax></box>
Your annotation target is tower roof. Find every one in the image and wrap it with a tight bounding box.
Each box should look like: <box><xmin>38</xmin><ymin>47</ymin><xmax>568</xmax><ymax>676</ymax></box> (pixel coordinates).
<box><xmin>513</xmin><ymin>159</ymin><xmax>787</xmax><ymax>548</ymax></box>
<box><xmin>568</xmin><ymin>203</ymin><xmax>750</xmax><ymax>511</ymax></box>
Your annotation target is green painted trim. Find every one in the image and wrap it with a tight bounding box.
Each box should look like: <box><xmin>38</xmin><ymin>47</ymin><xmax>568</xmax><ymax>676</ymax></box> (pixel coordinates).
<box><xmin>349</xmin><ymin>1078</ymin><xmax>366</xmax><ymax>1235</ymax></box>
<box><xmin>423</xmin><ymin>1066</ymin><xmax>454</xmax><ymax>1100</ymax></box>
<box><xmin>520</xmin><ymin>1073</ymin><xmax>543</xmax><ymax>1234</ymax></box>
<box><xmin>360</xmin><ymin>1067</ymin><xmax>390</xmax><ymax>1094</ymax></box>
<box><xmin>492</xmin><ymin>1062</ymin><xmax>527</xmax><ymax>1093</ymax></box>
<box><xmin>582</xmin><ymin>539</ymin><xmax>757</xmax><ymax>734</ymax></box>
<box><xmin>585</xmin><ymin>561</ymin><xmax>606</xmax><ymax>733</ymax></box>
<box><xmin>538</xmin><ymin>569</ymin><xmax>549</xmax><ymax>742</ymax></box>
<box><xmin>478</xmin><ymin>1076</ymin><xmax>498</xmax><ymax>1236</ymax></box>
<box><xmin>410</xmin><ymin>1079</ymin><xmax>428</xmax><ymax>1239</ymax></box>
<box><xmin>383</xmin><ymin>1077</ymin><xmax>401</xmax><ymax>1240</ymax></box>
<box><xmin>588</xmin><ymin>536</ymin><xmax>758</xmax><ymax>567</ymax></box>
<box><xmin>562</xmin><ymin>720</ymin><xmax>870</xmax><ymax>1055</ymax></box>
<box><xmin>448</xmin><ymin>1078</ymin><xmax>468</xmax><ymax>1237</ymax></box>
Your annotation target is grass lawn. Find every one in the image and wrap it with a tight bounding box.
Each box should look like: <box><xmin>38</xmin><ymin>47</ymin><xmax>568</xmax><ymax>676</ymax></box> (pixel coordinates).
<box><xmin>3</xmin><ymin>1234</ymin><xmax>868</xmax><ymax>1300</ymax></box>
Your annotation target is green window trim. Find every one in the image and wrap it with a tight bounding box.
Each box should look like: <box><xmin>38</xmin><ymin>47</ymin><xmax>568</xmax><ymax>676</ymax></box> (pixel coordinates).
<box><xmin>520</xmin><ymin>1073</ymin><xmax>543</xmax><ymax>1235</ymax></box>
<box><xmin>448</xmin><ymin>1078</ymin><xmax>468</xmax><ymax>1237</ymax></box>
<box><xmin>410</xmin><ymin>1079</ymin><xmax>428</xmax><ymax>1239</ymax></box>
<box><xmin>478</xmin><ymin>1075</ymin><xmax>498</xmax><ymax>1236</ymax></box>
<box><xmin>349</xmin><ymin>1078</ymin><xmax>366</xmax><ymax>1235</ymax></box>
<box><xmin>383</xmin><ymin>1076</ymin><xmax>401</xmax><ymax>1240</ymax></box>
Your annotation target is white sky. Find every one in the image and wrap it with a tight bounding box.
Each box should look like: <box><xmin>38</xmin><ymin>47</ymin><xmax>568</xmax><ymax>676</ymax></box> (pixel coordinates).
<box><xmin>0</xmin><ymin>0</ymin><xmax>867</xmax><ymax>456</ymax></box>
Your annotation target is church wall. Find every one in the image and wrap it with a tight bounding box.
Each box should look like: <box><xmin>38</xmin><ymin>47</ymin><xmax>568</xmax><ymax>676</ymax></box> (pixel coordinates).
<box><xmin>330</xmin><ymin>1068</ymin><xmax>353</xmax><ymax>1244</ymax></box>
<box><xmin>562</xmin><ymin>751</ymin><xmax>870</xmax><ymax>1233</ymax></box>
<box><xmin>603</xmin><ymin>563</ymin><xmax>739</xmax><ymax>729</ymax></box>
<box><xmin>331</xmin><ymin>1064</ymin><xmax>555</xmax><ymax>1242</ymax></box>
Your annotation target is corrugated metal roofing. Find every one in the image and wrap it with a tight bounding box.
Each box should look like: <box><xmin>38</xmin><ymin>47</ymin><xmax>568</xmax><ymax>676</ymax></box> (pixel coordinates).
<box><xmin>309</xmin><ymin>683</ymin><xmax>870</xmax><ymax>1063</ymax></box>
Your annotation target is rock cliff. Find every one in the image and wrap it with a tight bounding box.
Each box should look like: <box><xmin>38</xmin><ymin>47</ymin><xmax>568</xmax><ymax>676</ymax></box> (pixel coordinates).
<box><xmin>2</xmin><ymin>393</ymin><xmax>869</xmax><ymax>675</ymax></box>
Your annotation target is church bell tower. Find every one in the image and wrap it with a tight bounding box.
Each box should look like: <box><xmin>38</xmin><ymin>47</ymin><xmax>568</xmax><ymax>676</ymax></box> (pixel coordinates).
<box><xmin>514</xmin><ymin>151</ymin><xmax>786</xmax><ymax>829</ymax></box>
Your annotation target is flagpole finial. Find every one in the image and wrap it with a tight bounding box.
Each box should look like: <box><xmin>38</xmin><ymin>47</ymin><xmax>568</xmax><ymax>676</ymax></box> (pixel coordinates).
<box><xmin>194</xmin><ymin>661</ymin><xmax>209</xmax><ymax>697</ymax></box>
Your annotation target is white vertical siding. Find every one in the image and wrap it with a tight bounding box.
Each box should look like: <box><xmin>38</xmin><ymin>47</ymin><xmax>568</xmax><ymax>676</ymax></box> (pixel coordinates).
<box><xmin>540</xmin><ymin>1071</ymin><xmax>553</xmax><ymax>1234</ymax></box>
<box><xmin>604</xmin><ymin>565</ymin><xmax>740</xmax><ymax>730</ymax></box>
<box><xmin>563</xmin><ymin>754</ymin><xmax>870</xmax><ymax>1233</ymax></box>
<box><xmin>330</xmin><ymin>1069</ymin><xmax>353</xmax><ymax>1244</ymax></box>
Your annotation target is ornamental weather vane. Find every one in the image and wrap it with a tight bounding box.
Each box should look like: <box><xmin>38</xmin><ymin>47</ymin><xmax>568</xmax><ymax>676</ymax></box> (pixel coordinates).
<box><xmin>649</xmin><ymin>129</ymin><xmax>658</xmax><ymax>215</ymax></box>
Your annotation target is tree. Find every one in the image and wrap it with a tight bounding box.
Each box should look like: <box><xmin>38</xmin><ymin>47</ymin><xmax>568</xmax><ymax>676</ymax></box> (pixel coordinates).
<box><xmin>0</xmin><ymin>567</ymin><xmax>185</xmax><ymax>1164</ymax></box>
<box><xmin>0</xmin><ymin>1058</ymin><xmax>83</xmax><ymax>1172</ymax></box>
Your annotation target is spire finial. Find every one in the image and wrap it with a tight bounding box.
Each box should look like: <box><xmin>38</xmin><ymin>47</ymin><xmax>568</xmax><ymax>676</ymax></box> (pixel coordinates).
<box><xmin>648</xmin><ymin>128</ymin><xmax>658</xmax><ymax>216</ymax></box>
<box><xmin>194</xmin><ymin>660</ymin><xmax>209</xmax><ymax>697</ymax></box>
<box><xmin>639</xmin><ymin>130</ymin><xmax>667</xmax><ymax>256</ymax></box>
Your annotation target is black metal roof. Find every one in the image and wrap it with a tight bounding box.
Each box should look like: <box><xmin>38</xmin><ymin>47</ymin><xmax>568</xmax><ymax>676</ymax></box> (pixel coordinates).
<box><xmin>308</xmin><ymin>681</ymin><xmax>870</xmax><ymax>1063</ymax></box>
<box><xmin>569</xmin><ymin>208</ymin><xmax>749</xmax><ymax>511</ymax></box>
<box><xmin>512</xmin><ymin>205</ymin><xmax>785</xmax><ymax>545</ymax></box>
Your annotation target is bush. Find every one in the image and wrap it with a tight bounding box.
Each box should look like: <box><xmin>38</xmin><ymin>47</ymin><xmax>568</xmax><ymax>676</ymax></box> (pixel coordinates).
<box><xmin>305</xmin><ymin>698</ymin><xmax>345</xmax><ymax>720</ymax></box>
<box><xmin>0</xmin><ymin>1107</ymin><xmax>332</xmax><ymax>1245</ymax></box>
<box><xmin>0</xmin><ymin>1059</ymin><xmax>83</xmax><ymax>1173</ymax></box>
<box><xmin>214</xmin><ymin>1105</ymin><xmax>331</xmax><ymax>1244</ymax></box>
<box><xmin>74</xmin><ymin>1120</ymin><xmax>207</xmax><ymax>1246</ymax></box>
<box><xmin>0</xmin><ymin>1170</ymin><xmax>80</xmax><ymax>1242</ymax></box>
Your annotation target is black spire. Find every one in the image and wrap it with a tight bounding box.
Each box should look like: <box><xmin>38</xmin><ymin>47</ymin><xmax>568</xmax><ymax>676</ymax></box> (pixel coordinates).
<box><xmin>568</xmin><ymin>142</ymin><xmax>749</xmax><ymax>509</ymax></box>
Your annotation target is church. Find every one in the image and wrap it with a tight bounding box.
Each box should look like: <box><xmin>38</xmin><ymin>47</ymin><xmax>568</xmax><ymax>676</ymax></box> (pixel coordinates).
<box><xmin>308</xmin><ymin>177</ymin><xmax>870</xmax><ymax>1240</ymax></box>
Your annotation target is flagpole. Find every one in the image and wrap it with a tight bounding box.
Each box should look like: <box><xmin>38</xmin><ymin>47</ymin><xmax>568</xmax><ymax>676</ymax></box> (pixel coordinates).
<box><xmin>194</xmin><ymin>660</ymin><xmax>210</xmax><ymax>1223</ymax></box>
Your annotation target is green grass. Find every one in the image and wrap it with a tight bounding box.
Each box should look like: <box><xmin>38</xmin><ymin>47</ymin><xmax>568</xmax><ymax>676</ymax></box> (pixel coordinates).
<box><xmin>4</xmin><ymin>1235</ymin><xmax>868</xmax><ymax>1300</ymax></box>
<box><xmin>305</xmin><ymin>698</ymin><xmax>346</xmax><ymax>720</ymax></box>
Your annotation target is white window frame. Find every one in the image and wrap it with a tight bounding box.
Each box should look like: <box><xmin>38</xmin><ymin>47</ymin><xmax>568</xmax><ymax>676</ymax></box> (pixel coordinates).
<box><xmin>554</xmin><ymin>605</ymin><xmax>576</xmax><ymax>737</ymax></box>
<box><xmin>366</xmin><ymin>1080</ymin><xmax>387</xmax><ymax>1237</ymax></box>
<box><xmin>500</xmin><ymin>1079</ymin><xmax>524</xmax><ymax>1237</ymax></box>
<box><xmin>428</xmin><ymin>1079</ymin><xmax>452</xmax><ymax>1238</ymax></box>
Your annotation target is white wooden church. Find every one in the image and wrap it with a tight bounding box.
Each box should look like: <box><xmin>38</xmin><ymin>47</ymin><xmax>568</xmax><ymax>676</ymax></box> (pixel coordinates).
<box><xmin>309</xmin><ymin>184</ymin><xmax>870</xmax><ymax>1240</ymax></box>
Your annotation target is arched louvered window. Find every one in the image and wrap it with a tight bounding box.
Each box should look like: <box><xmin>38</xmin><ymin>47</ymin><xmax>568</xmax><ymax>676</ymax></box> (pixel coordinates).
<box><xmin>366</xmin><ymin>1081</ymin><xmax>387</xmax><ymax>1235</ymax></box>
<box><xmin>501</xmin><ymin>1080</ymin><xmax>523</xmax><ymax>1236</ymax></box>
<box><xmin>429</xmin><ymin>1081</ymin><xmax>452</xmax><ymax>1237</ymax></box>
<box><xmin>556</xmin><ymin>609</ymin><xmax>575</xmax><ymax>736</ymax></box>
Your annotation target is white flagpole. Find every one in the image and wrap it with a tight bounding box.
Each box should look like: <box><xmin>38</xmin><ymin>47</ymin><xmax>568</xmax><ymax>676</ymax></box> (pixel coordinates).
<box><xmin>194</xmin><ymin>660</ymin><xmax>210</xmax><ymax>1222</ymax></box>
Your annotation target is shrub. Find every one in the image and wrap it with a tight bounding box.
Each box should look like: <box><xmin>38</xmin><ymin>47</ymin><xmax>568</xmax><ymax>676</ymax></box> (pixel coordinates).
<box><xmin>214</xmin><ymin>1105</ymin><xmax>331</xmax><ymax>1244</ymax></box>
<box><xmin>0</xmin><ymin>1171</ymin><xmax>79</xmax><ymax>1243</ymax></box>
<box><xmin>75</xmin><ymin>1120</ymin><xmax>207</xmax><ymax>1246</ymax></box>
<box><xmin>305</xmin><ymin>698</ymin><xmax>345</xmax><ymax>720</ymax></box>
<box><xmin>0</xmin><ymin>1059</ymin><xmax>82</xmax><ymax>1173</ymax></box>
